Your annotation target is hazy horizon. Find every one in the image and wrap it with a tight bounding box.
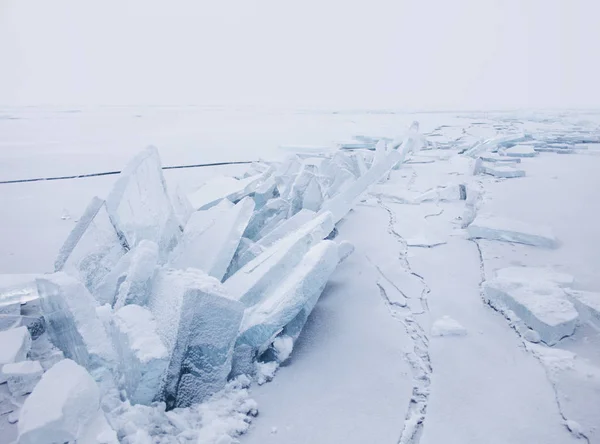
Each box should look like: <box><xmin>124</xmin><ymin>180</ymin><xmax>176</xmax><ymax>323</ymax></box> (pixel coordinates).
<box><xmin>2</xmin><ymin>0</ymin><xmax>599</xmax><ymax>110</ymax></box>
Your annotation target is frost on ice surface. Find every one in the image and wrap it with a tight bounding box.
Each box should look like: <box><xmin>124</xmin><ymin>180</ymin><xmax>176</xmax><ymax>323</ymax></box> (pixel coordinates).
<box><xmin>232</xmin><ymin>241</ymin><xmax>339</xmax><ymax>376</ymax></box>
<box><xmin>113</xmin><ymin>304</ymin><xmax>168</xmax><ymax>405</ymax></box>
<box><xmin>503</xmin><ymin>144</ymin><xmax>538</xmax><ymax>158</ymax></box>
<box><xmin>36</xmin><ymin>273</ymin><xmax>116</xmax><ymax>379</ymax></box>
<box><xmin>224</xmin><ymin>212</ymin><xmax>334</xmax><ymax>307</ymax></box>
<box><xmin>55</xmin><ymin>197</ymin><xmax>127</xmax><ymax>304</ymax></box>
<box><xmin>467</xmin><ymin>214</ymin><xmax>559</xmax><ymax>248</ymax></box>
<box><xmin>2</xmin><ymin>360</ymin><xmax>43</xmax><ymax>396</ymax></box>
<box><xmin>17</xmin><ymin>359</ymin><xmax>117</xmax><ymax>444</ymax></box>
<box><xmin>431</xmin><ymin>316</ymin><xmax>468</xmax><ymax>337</ymax></box>
<box><xmin>483</xmin><ymin>278</ymin><xmax>578</xmax><ymax>345</ymax></box>
<box><xmin>148</xmin><ymin>268</ymin><xmax>244</xmax><ymax>408</ymax></box>
<box><xmin>105</xmin><ymin>146</ymin><xmax>181</xmax><ymax>259</ymax></box>
<box><xmin>169</xmin><ymin>197</ymin><xmax>255</xmax><ymax>282</ymax></box>
<box><xmin>168</xmin><ymin>287</ymin><xmax>244</xmax><ymax>408</ymax></box>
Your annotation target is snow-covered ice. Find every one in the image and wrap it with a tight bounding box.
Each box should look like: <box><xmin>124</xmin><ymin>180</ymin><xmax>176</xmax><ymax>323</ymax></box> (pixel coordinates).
<box><xmin>467</xmin><ymin>214</ymin><xmax>559</xmax><ymax>248</ymax></box>
<box><xmin>112</xmin><ymin>304</ymin><xmax>168</xmax><ymax>405</ymax></box>
<box><xmin>36</xmin><ymin>273</ymin><xmax>117</xmax><ymax>379</ymax></box>
<box><xmin>484</xmin><ymin>278</ymin><xmax>578</xmax><ymax>345</ymax></box>
<box><xmin>504</xmin><ymin>144</ymin><xmax>538</xmax><ymax>157</ymax></box>
<box><xmin>112</xmin><ymin>240</ymin><xmax>159</xmax><ymax>309</ymax></box>
<box><xmin>2</xmin><ymin>360</ymin><xmax>43</xmax><ymax>397</ymax></box>
<box><xmin>232</xmin><ymin>241</ymin><xmax>339</xmax><ymax>375</ymax></box>
<box><xmin>431</xmin><ymin>316</ymin><xmax>467</xmax><ymax>337</ymax></box>
<box><xmin>17</xmin><ymin>359</ymin><xmax>116</xmax><ymax>444</ymax></box>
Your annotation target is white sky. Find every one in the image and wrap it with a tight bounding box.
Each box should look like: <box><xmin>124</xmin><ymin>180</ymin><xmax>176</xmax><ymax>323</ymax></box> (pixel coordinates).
<box><xmin>1</xmin><ymin>0</ymin><xmax>599</xmax><ymax>110</ymax></box>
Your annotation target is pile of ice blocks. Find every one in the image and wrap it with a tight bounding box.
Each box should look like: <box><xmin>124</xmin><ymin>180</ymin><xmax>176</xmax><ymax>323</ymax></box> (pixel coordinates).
<box><xmin>0</xmin><ymin>126</ymin><xmax>421</xmax><ymax>442</ymax></box>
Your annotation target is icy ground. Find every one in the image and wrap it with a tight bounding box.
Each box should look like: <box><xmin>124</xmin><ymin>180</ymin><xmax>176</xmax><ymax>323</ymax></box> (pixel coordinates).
<box><xmin>1</xmin><ymin>108</ymin><xmax>600</xmax><ymax>443</ymax></box>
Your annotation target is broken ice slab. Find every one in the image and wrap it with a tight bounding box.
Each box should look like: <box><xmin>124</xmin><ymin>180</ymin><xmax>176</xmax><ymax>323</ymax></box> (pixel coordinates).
<box><xmin>484</xmin><ymin>278</ymin><xmax>578</xmax><ymax>345</ymax></box>
<box><xmin>503</xmin><ymin>145</ymin><xmax>538</xmax><ymax>158</ymax></box>
<box><xmin>564</xmin><ymin>290</ymin><xmax>600</xmax><ymax>329</ymax></box>
<box><xmin>36</xmin><ymin>273</ymin><xmax>116</xmax><ymax>379</ymax></box>
<box><xmin>338</xmin><ymin>142</ymin><xmax>377</xmax><ymax>150</ymax></box>
<box><xmin>0</xmin><ymin>327</ymin><xmax>31</xmax><ymax>383</ymax></box>
<box><xmin>113</xmin><ymin>305</ymin><xmax>168</xmax><ymax>405</ymax></box>
<box><xmin>188</xmin><ymin>169</ymin><xmax>273</xmax><ymax>211</ymax></box>
<box><xmin>320</xmin><ymin>148</ymin><xmax>404</xmax><ymax>224</ymax></box>
<box><xmin>273</xmin><ymin>155</ymin><xmax>302</xmax><ymax>198</ymax></box>
<box><xmin>18</xmin><ymin>359</ymin><xmax>117</xmax><ymax>444</ymax></box>
<box><xmin>534</xmin><ymin>146</ymin><xmax>575</xmax><ymax>154</ymax></box>
<box><xmin>2</xmin><ymin>360</ymin><xmax>43</xmax><ymax>396</ymax></box>
<box><xmin>171</xmin><ymin>289</ymin><xmax>243</xmax><ymax>408</ymax></box>
<box><xmin>111</xmin><ymin>240</ymin><xmax>159</xmax><ymax>309</ymax></box>
<box><xmin>467</xmin><ymin>215</ymin><xmax>559</xmax><ymax>248</ymax></box>
<box><xmin>170</xmin><ymin>184</ymin><xmax>194</xmax><ymax>228</ymax></box>
<box><xmin>480</xmin><ymin>163</ymin><xmax>526</xmax><ymax>178</ymax></box>
<box><xmin>147</xmin><ymin>268</ymin><xmax>243</xmax><ymax>408</ymax></box>
<box><xmin>169</xmin><ymin>197</ymin><xmax>255</xmax><ymax>282</ymax></box>
<box><xmin>288</xmin><ymin>165</ymin><xmax>323</xmax><ymax>216</ymax></box>
<box><xmin>243</xmin><ymin>198</ymin><xmax>290</xmax><ymax>241</ymax></box>
<box><xmin>253</xmin><ymin>176</ymin><xmax>277</xmax><ymax>210</ymax></box>
<box><xmin>55</xmin><ymin>197</ymin><xmax>127</xmax><ymax>304</ymax></box>
<box><xmin>479</xmin><ymin>154</ymin><xmax>522</xmax><ymax>163</ymax></box>
<box><xmin>106</xmin><ymin>146</ymin><xmax>181</xmax><ymax>259</ymax></box>
<box><xmin>224</xmin><ymin>212</ymin><xmax>334</xmax><ymax>307</ymax></box>
<box><xmin>463</xmin><ymin>133</ymin><xmax>529</xmax><ymax>157</ymax></box>
<box><xmin>232</xmin><ymin>209</ymin><xmax>317</xmax><ymax>274</ymax></box>
<box><xmin>232</xmin><ymin>241</ymin><xmax>339</xmax><ymax>376</ymax></box>
<box><xmin>0</xmin><ymin>274</ymin><xmax>40</xmax><ymax>308</ymax></box>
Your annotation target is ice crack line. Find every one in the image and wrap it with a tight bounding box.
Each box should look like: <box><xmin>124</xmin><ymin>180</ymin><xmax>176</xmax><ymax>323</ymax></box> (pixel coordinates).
<box><xmin>375</xmin><ymin>198</ymin><xmax>432</xmax><ymax>444</ymax></box>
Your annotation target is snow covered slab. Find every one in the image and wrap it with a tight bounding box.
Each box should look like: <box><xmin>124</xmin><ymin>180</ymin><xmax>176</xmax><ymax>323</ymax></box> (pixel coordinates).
<box><xmin>148</xmin><ymin>268</ymin><xmax>244</xmax><ymax>407</ymax></box>
<box><xmin>169</xmin><ymin>197</ymin><xmax>255</xmax><ymax>281</ymax></box>
<box><xmin>483</xmin><ymin>278</ymin><xmax>578</xmax><ymax>345</ymax></box>
<box><xmin>113</xmin><ymin>305</ymin><xmax>168</xmax><ymax>405</ymax></box>
<box><xmin>232</xmin><ymin>241</ymin><xmax>339</xmax><ymax>375</ymax></box>
<box><xmin>54</xmin><ymin>197</ymin><xmax>127</xmax><ymax>304</ymax></box>
<box><xmin>169</xmin><ymin>289</ymin><xmax>244</xmax><ymax>408</ymax></box>
<box><xmin>504</xmin><ymin>144</ymin><xmax>538</xmax><ymax>157</ymax></box>
<box><xmin>36</xmin><ymin>273</ymin><xmax>116</xmax><ymax>378</ymax></box>
<box><xmin>565</xmin><ymin>290</ymin><xmax>600</xmax><ymax>328</ymax></box>
<box><xmin>481</xmin><ymin>163</ymin><xmax>526</xmax><ymax>178</ymax></box>
<box><xmin>224</xmin><ymin>212</ymin><xmax>334</xmax><ymax>307</ymax></box>
<box><xmin>17</xmin><ymin>359</ymin><xmax>117</xmax><ymax>444</ymax></box>
<box><xmin>467</xmin><ymin>215</ymin><xmax>559</xmax><ymax>248</ymax></box>
<box><xmin>479</xmin><ymin>154</ymin><xmax>522</xmax><ymax>163</ymax></box>
<box><xmin>106</xmin><ymin>146</ymin><xmax>181</xmax><ymax>259</ymax></box>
